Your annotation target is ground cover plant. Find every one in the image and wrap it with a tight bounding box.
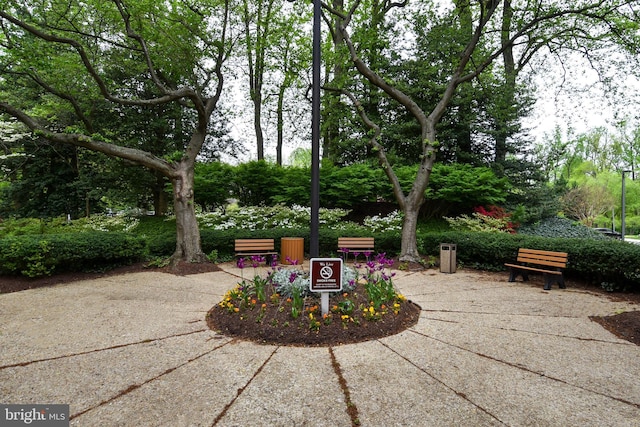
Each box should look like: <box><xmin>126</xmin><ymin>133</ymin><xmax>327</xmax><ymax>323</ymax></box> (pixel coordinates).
<box><xmin>206</xmin><ymin>254</ymin><xmax>421</xmax><ymax>346</ymax></box>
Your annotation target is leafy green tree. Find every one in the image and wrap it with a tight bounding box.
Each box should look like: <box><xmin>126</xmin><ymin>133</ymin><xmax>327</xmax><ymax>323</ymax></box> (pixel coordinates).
<box><xmin>321</xmin><ymin>163</ymin><xmax>387</xmax><ymax>208</ymax></box>
<box><xmin>0</xmin><ymin>137</ymin><xmax>97</xmax><ymax>218</ymax></box>
<box><xmin>561</xmin><ymin>183</ymin><xmax>615</xmax><ymax>227</ymax></box>
<box><xmin>324</xmin><ymin>0</ymin><xmax>640</xmax><ymax>262</ymax></box>
<box><xmin>241</xmin><ymin>0</ymin><xmax>278</xmax><ymax>160</ymax></box>
<box><xmin>287</xmin><ymin>147</ymin><xmax>312</xmax><ymax>167</ymax></box>
<box><xmin>232</xmin><ymin>160</ymin><xmax>284</xmax><ymax>206</ymax></box>
<box><xmin>271</xmin><ymin>166</ymin><xmax>312</xmax><ymax>206</ymax></box>
<box><xmin>194</xmin><ymin>162</ymin><xmax>235</xmax><ymax>211</ymax></box>
<box><xmin>0</xmin><ymin>0</ymin><xmax>233</xmax><ymax>266</ymax></box>
<box><xmin>271</xmin><ymin>6</ymin><xmax>312</xmax><ymax>165</ymax></box>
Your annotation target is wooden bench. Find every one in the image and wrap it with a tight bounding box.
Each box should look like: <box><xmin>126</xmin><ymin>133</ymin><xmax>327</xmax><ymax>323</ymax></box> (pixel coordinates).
<box><xmin>337</xmin><ymin>237</ymin><xmax>375</xmax><ymax>261</ymax></box>
<box><xmin>234</xmin><ymin>239</ymin><xmax>278</xmax><ymax>264</ymax></box>
<box><xmin>504</xmin><ymin>248</ymin><xmax>568</xmax><ymax>290</ymax></box>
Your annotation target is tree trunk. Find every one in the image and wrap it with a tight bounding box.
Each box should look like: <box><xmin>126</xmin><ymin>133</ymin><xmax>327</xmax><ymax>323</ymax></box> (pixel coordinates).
<box><xmin>170</xmin><ymin>162</ymin><xmax>208</xmax><ymax>266</ymax></box>
<box><xmin>495</xmin><ymin>0</ymin><xmax>515</xmax><ymax>164</ymax></box>
<box><xmin>153</xmin><ymin>171</ymin><xmax>168</xmax><ymax>216</ymax></box>
<box><xmin>398</xmin><ymin>204</ymin><xmax>422</xmax><ymax>262</ymax></box>
<box><xmin>254</xmin><ymin>93</ymin><xmax>265</xmax><ymax>160</ymax></box>
<box><xmin>276</xmin><ymin>84</ymin><xmax>285</xmax><ymax>165</ymax></box>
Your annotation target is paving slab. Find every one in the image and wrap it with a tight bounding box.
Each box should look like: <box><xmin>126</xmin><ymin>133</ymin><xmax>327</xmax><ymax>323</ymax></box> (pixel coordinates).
<box><xmin>1</xmin><ymin>264</ymin><xmax>638</xmax><ymax>427</ymax></box>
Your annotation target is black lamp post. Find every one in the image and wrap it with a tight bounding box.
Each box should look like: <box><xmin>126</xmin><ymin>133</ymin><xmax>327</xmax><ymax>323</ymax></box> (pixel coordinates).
<box><xmin>288</xmin><ymin>0</ymin><xmax>321</xmax><ymax>258</ymax></box>
<box><xmin>622</xmin><ymin>170</ymin><xmax>632</xmax><ymax>241</ymax></box>
<box><xmin>309</xmin><ymin>0</ymin><xmax>321</xmax><ymax>258</ymax></box>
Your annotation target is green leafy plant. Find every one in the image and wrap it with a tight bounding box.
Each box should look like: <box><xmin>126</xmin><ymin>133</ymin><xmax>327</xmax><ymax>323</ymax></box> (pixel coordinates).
<box><xmin>21</xmin><ymin>240</ymin><xmax>54</xmax><ymax>278</ymax></box>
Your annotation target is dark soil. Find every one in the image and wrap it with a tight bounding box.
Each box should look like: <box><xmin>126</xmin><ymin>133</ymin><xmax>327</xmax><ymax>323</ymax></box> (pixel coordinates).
<box><xmin>0</xmin><ymin>261</ymin><xmax>222</xmax><ymax>293</ymax></box>
<box><xmin>590</xmin><ymin>312</ymin><xmax>640</xmax><ymax>346</ymax></box>
<box><xmin>1</xmin><ymin>262</ymin><xmax>638</xmax><ymax>347</ymax></box>
<box><xmin>206</xmin><ymin>288</ymin><xmax>421</xmax><ymax>347</ymax></box>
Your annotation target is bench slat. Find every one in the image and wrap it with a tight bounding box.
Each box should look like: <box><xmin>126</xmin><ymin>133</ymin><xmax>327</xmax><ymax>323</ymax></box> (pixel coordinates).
<box><xmin>235</xmin><ymin>239</ymin><xmax>275</xmax><ymax>252</ymax></box>
<box><xmin>504</xmin><ymin>263</ymin><xmax>563</xmax><ymax>275</ymax></box>
<box><xmin>516</xmin><ymin>256</ymin><xmax>566</xmax><ymax>268</ymax></box>
<box><xmin>338</xmin><ymin>237</ymin><xmax>374</xmax><ymax>249</ymax></box>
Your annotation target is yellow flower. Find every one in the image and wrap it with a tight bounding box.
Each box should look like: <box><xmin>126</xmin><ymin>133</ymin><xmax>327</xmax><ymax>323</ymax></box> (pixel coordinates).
<box><xmin>309</xmin><ymin>313</ymin><xmax>314</xmax><ymax>320</ymax></box>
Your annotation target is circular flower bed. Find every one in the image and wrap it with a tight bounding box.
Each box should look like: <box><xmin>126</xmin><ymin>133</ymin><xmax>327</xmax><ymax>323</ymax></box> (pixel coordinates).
<box><xmin>206</xmin><ymin>254</ymin><xmax>421</xmax><ymax>346</ymax></box>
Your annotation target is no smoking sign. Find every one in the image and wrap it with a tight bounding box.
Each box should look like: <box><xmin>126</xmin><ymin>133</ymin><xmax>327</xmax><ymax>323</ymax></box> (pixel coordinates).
<box><xmin>310</xmin><ymin>258</ymin><xmax>343</xmax><ymax>292</ymax></box>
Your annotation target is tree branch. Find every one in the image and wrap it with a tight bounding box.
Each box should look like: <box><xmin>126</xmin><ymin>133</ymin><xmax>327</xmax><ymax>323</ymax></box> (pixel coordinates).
<box><xmin>0</xmin><ymin>101</ymin><xmax>177</xmax><ymax>177</ymax></box>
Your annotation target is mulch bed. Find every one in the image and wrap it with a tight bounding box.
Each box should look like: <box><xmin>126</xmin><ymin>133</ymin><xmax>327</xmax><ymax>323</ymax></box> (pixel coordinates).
<box><xmin>0</xmin><ymin>261</ymin><xmax>222</xmax><ymax>293</ymax></box>
<box><xmin>206</xmin><ymin>290</ymin><xmax>421</xmax><ymax>347</ymax></box>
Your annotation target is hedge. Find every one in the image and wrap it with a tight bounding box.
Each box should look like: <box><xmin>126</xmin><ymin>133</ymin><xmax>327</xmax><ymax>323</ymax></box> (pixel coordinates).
<box><xmin>3</xmin><ymin>229</ymin><xmax>639</xmax><ymax>292</ymax></box>
<box><xmin>417</xmin><ymin>231</ymin><xmax>640</xmax><ymax>292</ymax></box>
<box><xmin>0</xmin><ymin>232</ymin><xmax>145</xmax><ymax>277</ymax></box>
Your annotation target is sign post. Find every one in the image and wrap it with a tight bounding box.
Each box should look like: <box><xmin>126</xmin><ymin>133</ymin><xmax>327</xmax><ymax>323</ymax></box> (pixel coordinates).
<box><xmin>310</xmin><ymin>258</ymin><xmax>343</xmax><ymax>315</ymax></box>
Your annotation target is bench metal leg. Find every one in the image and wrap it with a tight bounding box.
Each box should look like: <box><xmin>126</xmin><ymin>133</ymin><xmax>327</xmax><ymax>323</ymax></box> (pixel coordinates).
<box><xmin>508</xmin><ymin>268</ymin><xmax>529</xmax><ymax>283</ymax></box>
<box><xmin>543</xmin><ymin>274</ymin><xmax>565</xmax><ymax>290</ymax></box>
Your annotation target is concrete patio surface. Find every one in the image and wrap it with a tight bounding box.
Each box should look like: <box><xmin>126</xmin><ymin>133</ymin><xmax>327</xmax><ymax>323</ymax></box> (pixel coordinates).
<box><xmin>1</xmin><ymin>263</ymin><xmax>639</xmax><ymax>426</ymax></box>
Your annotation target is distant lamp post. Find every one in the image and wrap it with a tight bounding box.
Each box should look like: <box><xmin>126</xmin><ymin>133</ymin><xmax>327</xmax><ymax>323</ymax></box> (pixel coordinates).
<box><xmin>287</xmin><ymin>0</ymin><xmax>321</xmax><ymax>258</ymax></box>
<box><xmin>622</xmin><ymin>170</ymin><xmax>632</xmax><ymax>241</ymax></box>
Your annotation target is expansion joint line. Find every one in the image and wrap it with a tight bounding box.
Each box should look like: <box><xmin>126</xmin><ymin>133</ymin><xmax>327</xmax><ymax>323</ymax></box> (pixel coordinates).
<box><xmin>211</xmin><ymin>346</ymin><xmax>280</xmax><ymax>426</ymax></box>
<box><xmin>408</xmin><ymin>329</ymin><xmax>640</xmax><ymax>410</ymax></box>
<box><xmin>70</xmin><ymin>338</ymin><xmax>234</xmax><ymax>421</ymax></box>
<box><xmin>329</xmin><ymin>347</ymin><xmax>360</xmax><ymax>427</ymax></box>
<box><xmin>377</xmin><ymin>339</ymin><xmax>508</xmax><ymax>426</ymax></box>
<box><xmin>0</xmin><ymin>329</ymin><xmax>209</xmax><ymax>370</ymax></box>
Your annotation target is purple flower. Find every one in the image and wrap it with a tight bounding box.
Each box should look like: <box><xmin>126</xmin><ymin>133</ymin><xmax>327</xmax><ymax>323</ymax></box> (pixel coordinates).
<box><xmin>251</xmin><ymin>255</ymin><xmax>265</xmax><ymax>268</ymax></box>
<box><xmin>289</xmin><ymin>272</ymin><xmax>298</xmax><ymax>283</ymax></box>
<box><xmin>237</xmin><ymin>257</ymin><xmax>245</xmax><ymax>269</ymax></box>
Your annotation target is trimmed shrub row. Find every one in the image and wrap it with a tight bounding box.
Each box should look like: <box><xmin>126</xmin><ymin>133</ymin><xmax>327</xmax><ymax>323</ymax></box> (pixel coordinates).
<box><xmin>0</xmin><ymin>232</ymin><xmax>145</xmax><ymax>277</ymax></box>
<box><xmin>152</xmin><ymin>228</ymin><xmax>640</xmax><ymax>291</ymax></box>
<box><xmin>3</xmin><ymin>229</ymin><xmax>639</xmax><ymax>292</ymax></box>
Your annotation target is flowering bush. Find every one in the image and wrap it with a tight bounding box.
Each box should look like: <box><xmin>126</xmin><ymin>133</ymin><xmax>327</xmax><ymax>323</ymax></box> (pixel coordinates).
<box><xmin>445</xmin><ymin>205</ymin><xmax>517</xmax><ymax>233</ymax></box>
<box><xmin>197</xmin><ymin>205</ymin><xmax>352</xmax><ymax>230</ymax></box>
<box><xmin>363</xmin><ymin>210</ymin><xmax>403</xmax><ymax>232</ymax></box>
<box><xmin>269</xmin><ymin>264</ymin><xmax>358</xmax><ymax>298</ymax></box>
<box><xmin>81</xmin><ymin>214</ymin><xmax>140</xmax><ymax>233</ymax></box>
<box><xmin>195</xmin><ymin>204</ymin><xmax>405</xmax><ymax>234</ymax></box>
